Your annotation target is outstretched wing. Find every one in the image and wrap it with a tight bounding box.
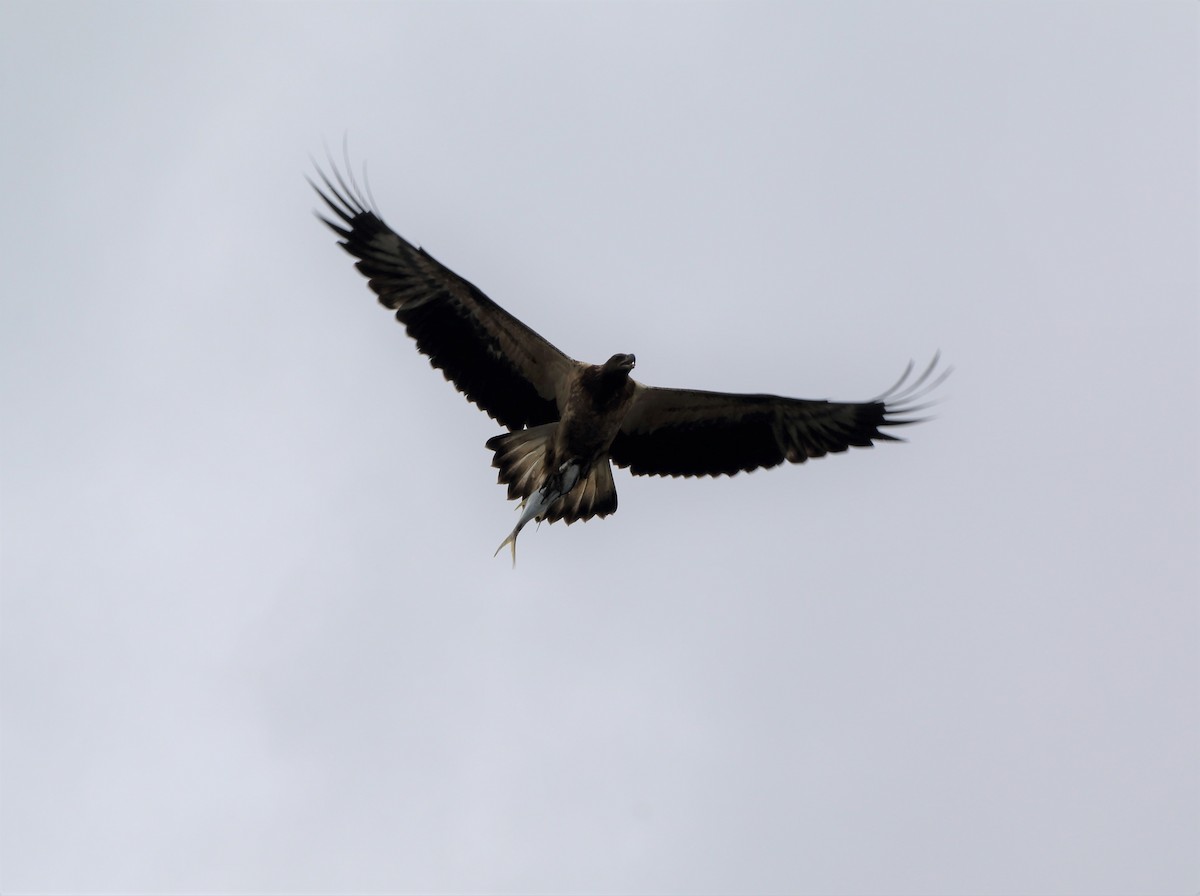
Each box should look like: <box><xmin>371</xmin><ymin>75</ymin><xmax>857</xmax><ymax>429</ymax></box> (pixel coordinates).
<box><xmin>312</xmin><ymin>165</ymin><xmax>575</xmax><ymax>430</ymax></box>
<box><xmin>610</xmin><ymin>356</ymin><xmax>948</xmax><ymax>477</ymax></box>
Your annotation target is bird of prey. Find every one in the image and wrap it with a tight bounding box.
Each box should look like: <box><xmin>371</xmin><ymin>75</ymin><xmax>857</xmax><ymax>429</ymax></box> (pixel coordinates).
<box><xmin>312</xmin><ymin>164</ymin><xmax>947</xmax><ymax>563</ymax></box>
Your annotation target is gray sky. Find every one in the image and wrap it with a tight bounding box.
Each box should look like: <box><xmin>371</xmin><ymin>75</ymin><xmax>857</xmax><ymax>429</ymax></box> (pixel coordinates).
<box><xmin>2</xmin><ymin>2</ymin><xmax>1196</xmax><ymax>894</ymax></box>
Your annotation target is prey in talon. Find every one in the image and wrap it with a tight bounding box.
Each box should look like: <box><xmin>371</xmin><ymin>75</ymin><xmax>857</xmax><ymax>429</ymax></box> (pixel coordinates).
<box><xmin>313</xmin><ymin>159</ymin><xmax>949</xmax><ymax>564</ymax></box>
<box><xmin>493</xmin><ymin>462</ymin><xmax>581</xmax><ymax>566</ymax></box>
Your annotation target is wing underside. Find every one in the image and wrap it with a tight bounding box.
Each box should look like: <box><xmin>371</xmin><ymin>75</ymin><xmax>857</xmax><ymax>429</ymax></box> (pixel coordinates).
<box><xmin>610</xmin><ymin>355</ymin><xmax>948</xmax><ymax>477</ymax></box>
<box><xmin>312</xmin><ymin>165</ymin><xmax>574</xmax><ymax>430</ymax></box>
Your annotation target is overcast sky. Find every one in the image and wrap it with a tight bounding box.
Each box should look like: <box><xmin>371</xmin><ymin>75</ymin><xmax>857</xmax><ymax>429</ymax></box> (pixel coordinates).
<box><xmin>2</xmin><ymin>2</ymin><xmax>1196</xmax><ymax>894</ymax></box>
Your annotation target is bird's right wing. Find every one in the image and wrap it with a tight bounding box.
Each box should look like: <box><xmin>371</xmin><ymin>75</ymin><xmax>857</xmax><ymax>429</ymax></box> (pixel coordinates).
<box><xmin>610</xmin><ymin>356</ymin><xmax>948</xmax><ymax>477</ymax></box>
<box><xmin>313</xmin><ymin>164</ymin><xmax>576</xmax><ymax>430</ymax></box>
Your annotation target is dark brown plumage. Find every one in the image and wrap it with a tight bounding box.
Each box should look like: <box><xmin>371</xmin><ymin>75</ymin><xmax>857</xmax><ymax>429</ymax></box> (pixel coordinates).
<box><xmin>312</xmin><ymin>163</ymin><xmax>947</xmax><ymax>560</ymax></box>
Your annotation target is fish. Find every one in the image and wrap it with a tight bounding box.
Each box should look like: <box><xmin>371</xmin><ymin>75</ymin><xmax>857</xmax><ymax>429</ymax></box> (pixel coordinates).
<box><xmin>493</xmin><ymin>461</ymin><xmax>581</xmax><ymax>566</ymax></box>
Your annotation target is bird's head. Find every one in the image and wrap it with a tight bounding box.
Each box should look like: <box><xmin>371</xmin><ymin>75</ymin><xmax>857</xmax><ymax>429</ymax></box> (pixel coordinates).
<box><xmin>604</xmin><ymin>353</ymin><xmax>636</xmax><ymax>375</ymax></box>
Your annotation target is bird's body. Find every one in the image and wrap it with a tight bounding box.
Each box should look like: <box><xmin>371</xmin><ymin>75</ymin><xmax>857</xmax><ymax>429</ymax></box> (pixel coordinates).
<box><xmin>488</xmin><ymin>354</ymin><xmax>636</xmax><ymax>562</ymax></box>
<box><xmin>312</xmin><ymin>164</ymin><xmax>947</xmax><ymax>562</ymax></box>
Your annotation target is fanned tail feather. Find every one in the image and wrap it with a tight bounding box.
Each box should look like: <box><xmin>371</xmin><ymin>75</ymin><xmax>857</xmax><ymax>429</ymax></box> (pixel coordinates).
<box><xmin>487</xmin><ymin>425</ymin><xmax>556</xmax><ymax>501</ymax></box>
<box><xmin>487</xmin><ymin>429</ymin><xmax>619</xmax><ymax>525</ymax></box>
<box><xmin>544</xmin><ymin>460</ymin><xmax>617</xmax><ymax>524</ymax></box>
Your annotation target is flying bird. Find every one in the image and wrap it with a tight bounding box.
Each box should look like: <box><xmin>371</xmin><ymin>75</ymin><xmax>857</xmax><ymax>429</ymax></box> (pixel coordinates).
<box><xmin>312</xmin><ymin>164</ymin><xmax>947</xmax><ymax>563</ymax></box>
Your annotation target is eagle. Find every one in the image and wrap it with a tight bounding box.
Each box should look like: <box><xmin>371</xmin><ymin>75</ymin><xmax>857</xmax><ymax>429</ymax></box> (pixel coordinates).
<box><xmin>312</xmin><ymin>164</ymin><xmax>947</xmax><ymax>563</ymax></box>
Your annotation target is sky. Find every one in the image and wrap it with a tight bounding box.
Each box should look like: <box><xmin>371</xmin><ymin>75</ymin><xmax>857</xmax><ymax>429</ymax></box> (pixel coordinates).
<box><xmin>1</xmin><ymin>2</ymin><xmax>1196</xmax><ymax>894</ymax></box>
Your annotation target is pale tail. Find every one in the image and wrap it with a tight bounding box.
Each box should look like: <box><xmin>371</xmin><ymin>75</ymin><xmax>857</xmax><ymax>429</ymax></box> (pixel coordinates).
<box><xmin>486</xmin><ymin>427</ymin><xmax>619</xmax><ymax>525</ymax></box>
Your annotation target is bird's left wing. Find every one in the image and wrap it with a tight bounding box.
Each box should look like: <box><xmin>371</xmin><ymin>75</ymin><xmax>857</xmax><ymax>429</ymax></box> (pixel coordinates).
<box><xmin>312</xmin><ymin>165</ymin><xmax>575</xmax><ymax>430</ymax></box>
<box><xmin>610</xmin><ymin>357</ymin><xmax>946</xmax><ymax>477</ymax></box>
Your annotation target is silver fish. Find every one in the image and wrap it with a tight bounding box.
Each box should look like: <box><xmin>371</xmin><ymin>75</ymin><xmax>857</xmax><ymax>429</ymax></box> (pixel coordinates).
<box><xmin>493</xmin><ymin>461</ymin><xmax>581</xmax><ymax>566</ymax></box>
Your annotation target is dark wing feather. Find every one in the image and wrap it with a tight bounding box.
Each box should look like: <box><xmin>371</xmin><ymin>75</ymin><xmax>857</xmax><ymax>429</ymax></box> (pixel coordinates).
<box><xmin>312</xmin><ymin>165</ymin><xmax>575</xmax><ymax>430</ymax></box>
<box><xmin>610</xmin><ymin>356</ymin><xmax>948</xmax><ymax>478</ymax></box>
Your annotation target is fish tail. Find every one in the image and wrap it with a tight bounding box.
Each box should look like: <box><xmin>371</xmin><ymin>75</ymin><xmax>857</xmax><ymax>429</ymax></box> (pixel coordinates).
<box><xmin>494</xmin><ymin>531</ymin><xmax>518</xmax><ymax>567</ymax></box>
<box><xmin>492</xmin><ymin>481</ymin><xmax>564</xmax><ymax>567</ymax></box>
